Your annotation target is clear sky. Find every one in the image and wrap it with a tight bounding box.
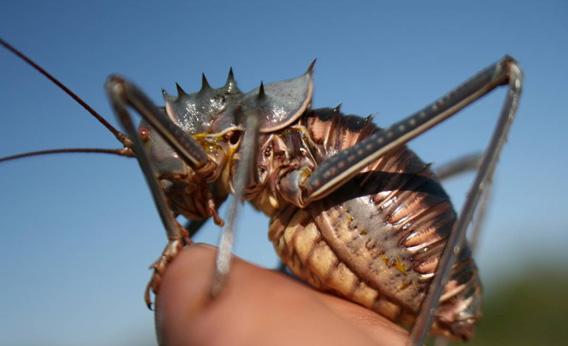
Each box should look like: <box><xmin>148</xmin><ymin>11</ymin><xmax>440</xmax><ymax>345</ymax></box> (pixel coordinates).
<box><xmin>1</xmin><ymin>1</ymin><xmax>567</xmax><ymax>345</ymax></box>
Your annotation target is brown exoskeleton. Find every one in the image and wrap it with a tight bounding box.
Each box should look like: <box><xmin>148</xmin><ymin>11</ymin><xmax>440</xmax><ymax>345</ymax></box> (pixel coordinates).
<box><xmin>0</xmin><ymin>38</ymin><xmax>522</xmax><ymax>345</ymax></box>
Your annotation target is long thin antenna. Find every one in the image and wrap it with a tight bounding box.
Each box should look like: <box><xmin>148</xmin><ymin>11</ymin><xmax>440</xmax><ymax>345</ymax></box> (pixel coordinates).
<box><xmin>0</xmin><ymin>147</ymin><xmax>134</xmax><ymax>163</ymax></box>
<box><xmin>0</xmin><ymin>37</ymin><xmax>131</xmax><ymax>147</ymax></box>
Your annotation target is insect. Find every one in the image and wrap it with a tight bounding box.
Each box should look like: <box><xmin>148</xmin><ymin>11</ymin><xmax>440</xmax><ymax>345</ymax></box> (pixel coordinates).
<box><xmin>0</xmin><ymin>38</ymin><xmax>522</xmax><ymax>345</ymax></box>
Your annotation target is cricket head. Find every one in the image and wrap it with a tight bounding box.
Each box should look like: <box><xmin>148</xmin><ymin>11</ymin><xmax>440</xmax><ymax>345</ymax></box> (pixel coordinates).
<box><xmin>141</xmin><ymin>62</ymin><xmax>315</xmax><ymax>185</ymax></box>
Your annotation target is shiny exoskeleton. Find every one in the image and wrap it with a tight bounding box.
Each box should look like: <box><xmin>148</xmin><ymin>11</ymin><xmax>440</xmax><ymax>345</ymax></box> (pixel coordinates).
<box><xmin>141</xmin><ymin>68</ymin><xmax>484</xmax><ymax>340</ymax></box>
<box><xmin>1</xmin><ymin>37</ymin><xmax>521</xmax><ymax>344</ymax></box>
<box><xmin>265</xmin><ymin>110</ymin><xmax>480</xmax><ymax>339</ymax></box>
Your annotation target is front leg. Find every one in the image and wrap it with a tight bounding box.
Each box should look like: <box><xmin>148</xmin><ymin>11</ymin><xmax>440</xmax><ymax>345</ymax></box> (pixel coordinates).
<box><xmin>144</xmin><ymin>223</ymin><xmax>190</xmax><ymax>308</ymax></box>
<box><xmin>106</xmin><ymin>76</ymin><xmax>214</xmax><ymax>308</ymax></box>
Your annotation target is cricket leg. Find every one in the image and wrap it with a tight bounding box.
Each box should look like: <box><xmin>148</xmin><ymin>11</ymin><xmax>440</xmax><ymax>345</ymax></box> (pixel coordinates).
<box><xmin>106</xmin><ymin>76</ymin><xmax>213</xmax><ymax>309</ymax></box>
<box><xmin>434</xmin><ymin>153</ymin><xmax>482</xmax><ymax>181</ymax></box>
<box><xmin>210</xmin><ymin>97</ymin><xmax>261</xmax><ymax>297</ymax></box>
<box><xmin>296</xmin><ymin>57</ymin><xmax>521</xmax><ymax>345</ymax></box>
<box><xmin>433</xmin><ymin>153</ymin><xmax>491</xmax><ymax>346</ymax></box>
<box><xmin>435</xmin><ymin>153</ymin><xmax>491</xmax><ymax>252</ymax></box>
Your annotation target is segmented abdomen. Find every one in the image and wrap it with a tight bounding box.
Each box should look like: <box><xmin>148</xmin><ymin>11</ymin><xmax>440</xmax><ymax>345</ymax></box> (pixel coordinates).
<box><xmin>268</xmin><ymin>109</ymin><xmax>481</xmax><ymax>340</ymax></box>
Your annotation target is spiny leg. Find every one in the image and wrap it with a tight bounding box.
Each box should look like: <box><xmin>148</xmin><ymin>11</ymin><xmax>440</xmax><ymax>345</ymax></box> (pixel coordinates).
<box><xmin>412</xmin><ymin>59</ymin><xmax>521</xmax><ymax>346</ymax></box>
<box><xmin>415</xmin><ymin>116</ymin><xmax>516</xmax><ymax>345</ymax></box>
<box><xmin>106</xmin><ymin>76</ymin><xmax>212</xmax><ymax>308</ymax></box>
<box><xmin>297</xmin><ymin>57</ymin><xmax>521</xmax><ymax>344</ymax></box>
<box><xmin>303</xmin><ymin>57</ymin><xmax>521</xmax><ymax>203</ymax></box>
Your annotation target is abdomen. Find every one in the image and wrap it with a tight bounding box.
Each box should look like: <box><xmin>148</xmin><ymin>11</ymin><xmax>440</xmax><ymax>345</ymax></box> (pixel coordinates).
<box><xmin>268</xmin><ymin>109</ymin><xmax>481</xmax><ymax>340</ymax></box>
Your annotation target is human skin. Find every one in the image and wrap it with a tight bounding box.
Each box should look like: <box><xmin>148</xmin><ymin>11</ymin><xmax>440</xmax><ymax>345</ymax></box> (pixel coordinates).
<box><xmin>155</xmin><ymin>244</ymin><xmax>409</xmax><ymax>346</ymax></box>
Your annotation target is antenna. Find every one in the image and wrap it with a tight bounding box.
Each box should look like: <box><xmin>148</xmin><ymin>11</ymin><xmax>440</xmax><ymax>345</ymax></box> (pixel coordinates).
<box><xmin>0</xmin><ymin>37</ymin><xmax>135</xmax><ymax>163</ymax></box>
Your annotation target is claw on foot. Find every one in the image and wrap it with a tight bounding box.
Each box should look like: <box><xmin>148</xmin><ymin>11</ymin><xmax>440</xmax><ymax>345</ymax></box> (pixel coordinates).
<box><xmin>144</xmin><ymin>233</ymin><xmax>189</xmax><ymax>309</ymax></box>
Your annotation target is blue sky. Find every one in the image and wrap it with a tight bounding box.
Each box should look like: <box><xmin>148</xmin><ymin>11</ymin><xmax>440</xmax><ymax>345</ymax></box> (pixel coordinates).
<box><xmin>1</xmin><ymin>1</ymin><xmax>567</xmax><ymax>345</ymax></box>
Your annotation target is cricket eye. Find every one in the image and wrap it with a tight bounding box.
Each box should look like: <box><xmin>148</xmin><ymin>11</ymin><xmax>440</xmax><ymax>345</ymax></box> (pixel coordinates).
<box><xmin>226</xmin><ymin>131</ymin><xmax>241</xmax><ymax>145</ymax></box>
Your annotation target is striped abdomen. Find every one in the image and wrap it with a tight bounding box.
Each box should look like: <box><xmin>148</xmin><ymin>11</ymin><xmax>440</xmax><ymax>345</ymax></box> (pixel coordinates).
<box><xmin>268</xmin><ymin>109</ymin><xmax>481</xmax><ymax>340</ymax></box>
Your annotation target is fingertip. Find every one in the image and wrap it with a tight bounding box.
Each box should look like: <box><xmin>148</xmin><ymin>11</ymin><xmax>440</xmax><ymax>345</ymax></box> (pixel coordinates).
<box><xmin>154</xmin><ymin>244</ymin><xmax>408</xmax><ymax>346</ymax></box>
<box><xmin>154</xmin><ymin>244</ymin><xmax>218</xmax><ymax>344</ymax></box>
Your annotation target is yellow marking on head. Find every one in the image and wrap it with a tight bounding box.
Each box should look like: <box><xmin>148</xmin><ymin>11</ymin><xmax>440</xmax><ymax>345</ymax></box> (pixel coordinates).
<box><xmin>191</xmin><ymin>132</ymin><xmax>224</xmax><ymax>154</ymax></box>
